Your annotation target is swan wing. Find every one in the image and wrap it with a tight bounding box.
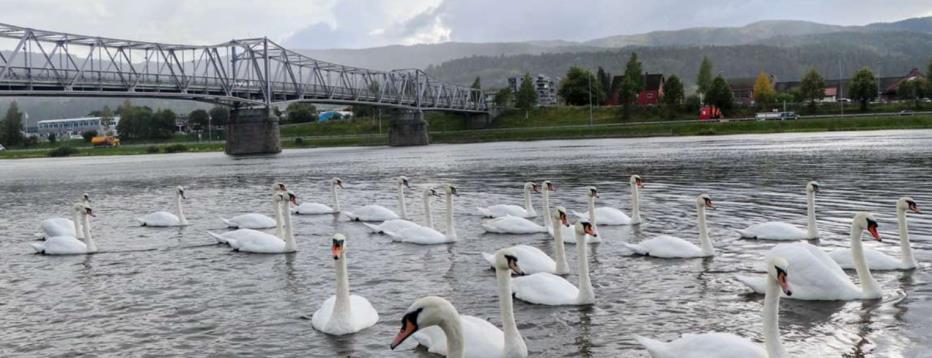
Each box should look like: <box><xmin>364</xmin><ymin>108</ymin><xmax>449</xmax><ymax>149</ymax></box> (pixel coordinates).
<box><xmin>625</xmin><ymin>235</ymin><xmax>706</xmax><ymax>258</ymax></box>
<box><xmin>763</xmin><ymin>243</ymin><xmax>861</xmax><ymax>300</ymax></box>
<box><xmin>511</xmin><ymin>245</ymin><xmax>557</xmax><ymax>274</ymax></box>
<box><xmin>348</xmin><ymin>295</ymin><xmax>379</xmax><ymax>331</ymax></box>
<box><xmin>738</xmin><ymin>221</ymin><xmax>807</xmax><ymax>240</ymax></box>
<box><xmin>345</xmin><ymin>205</ymin><xmax>399</xmax><ymax>222</ymax></box>
<box><xmin>481</xmin><ymin>216</ymin><xmax>545</xmax><ymax>234</ymax></box>
<box><xmin>40</xmin><ymin>218</ymin><xmax>77</xmax><ymax>237</ymax></box>
<box><xmin>294</xmin><ymin>202</ymin><xmax>334</xmax><ymax>215</ymax></box>
<box><xmin>734</xmin><ymin>274</ymin><xmax>767</xmax><ymax>294</ymax></box>
<box><xmin>829</xmin><ymin>248</ymin><xmax>904</xmax><ymax>271</ymax></box>
<box><xmin>139</xmin><ymin>211</ymin><xmax>180</xmax><ymax>227</ymax></box>
<box><xmin>373</xmin><ymin>219</ymin><xmax>419</xmax><ymax>234</ymax></box>
<box><xmin>385</xmin><ymin>225</ymin><xmax>452</xmax><ymax>245</ymax></box>
<box><xmin>478</xmin><ymin>204</ymin><xmax>528</xmax><ymax>218</ymax></box>
<box><xmin>513</xmin><ymin>272</ymin><xmax>580</xmax><ymax>305</ymax></box>
<box><xmin>39</xmin><ymin>235</ymin><xmax>88</xmax><ymax>255</ymax></box>
<box><xmin>235</xmin><ymin>233</ymin><xmax>288</xmax><ymax>253</ymax></box>
<box><xmin>593</xmin><ymin>207</ymin><xmax>632</xmax><ymax>225</ymax></box>
<box><xmin>311</xmin><ymin>295</ymin><xmax>379</xmax><ymax>335</ymax></box>
<box><xmin>311</xmin><ymin>295</ymin><xmax>337</xmax><ymax>332</ymax></box>
<box><xmin>635</xmin><ymin>332</ymin><xmax>765</xmax><ymax>358</ymax></box>
<box><xmin>226</xmin><ymin>213</ymin><xmax>276</xmax><ymax>229</ymax></box>
<box><xmin>414</xmin><ymin>315</ymin><xmax>504</xmax><ymax>358</ymax></box>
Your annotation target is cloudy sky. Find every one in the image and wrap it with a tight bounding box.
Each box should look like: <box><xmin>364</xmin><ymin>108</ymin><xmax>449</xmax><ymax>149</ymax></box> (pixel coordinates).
<box><xmin>0</xmin><ymin>0</ymin><xmax>929</xmax><ymax>48</ymax></box>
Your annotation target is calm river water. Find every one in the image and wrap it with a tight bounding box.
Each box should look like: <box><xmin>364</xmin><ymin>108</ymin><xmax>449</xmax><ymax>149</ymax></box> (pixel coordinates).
<box><xmin>2</xmin><ymin>130</ymin><xmax>932</xmax><ymax>357</ymax></box>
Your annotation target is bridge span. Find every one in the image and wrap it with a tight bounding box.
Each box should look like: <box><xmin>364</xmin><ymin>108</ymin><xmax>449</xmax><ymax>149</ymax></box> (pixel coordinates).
<box><xmin>0</xmin><ymin>23</ymin><xmax>489</xmax><ymax>154</ymax></box>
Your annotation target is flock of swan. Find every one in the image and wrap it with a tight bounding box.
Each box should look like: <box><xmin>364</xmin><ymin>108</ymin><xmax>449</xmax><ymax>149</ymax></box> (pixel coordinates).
<box><xmin>27</xmin><ymin>176</ymin><xmax>922</xmax><ymax>358</ymax></box>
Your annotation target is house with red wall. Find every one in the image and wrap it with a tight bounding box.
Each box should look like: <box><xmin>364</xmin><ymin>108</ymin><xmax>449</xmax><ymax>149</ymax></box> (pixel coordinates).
<box><xmin>606</xmin><ymin>73</ymin><xmax>665</xmax><ymax>106</ymax></box>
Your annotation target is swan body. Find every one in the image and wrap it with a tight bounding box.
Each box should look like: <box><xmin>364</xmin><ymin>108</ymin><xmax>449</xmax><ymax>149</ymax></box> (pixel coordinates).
<box><xmin>138</xmin><ymin>186</ymin><xmax>188</xmax><ymax>227</ymax></box>
<box><xmin>294</xmin><ymin>178</ymin><xmax>343</xmax><ymax>215</ymax></box>
<box><xmin>364</xmin><ymin>187</ymin><xmax>440</xmax><ymax>234</ymax></box>
<box><xmin>573</xmin><ymin>207</ymin><xmax>632</xmax><ymax>226</ymax></box>
<box><xmin>637</xmin><ymin>257</ymin><xmax>792</xmax><ymax>358</ymax></box>
<box><xmin>477</xmin><ymin>182</ymin><xmax>539</xmax><ymax>218</ymax></box>
<box><xmin>735</xmin><ymin>213</ymin><xmax>882</xmax><ymax>301</ymax></box>
<box><xmin>512</xmin><ymin>221</ymin><xmax>597</xmax><ymax>306</ymax></box>
<box><xmin>32</xmin><ymin>204</ymin><xmax>97</xmax><ymax>255</ymax></box>
<box><xmin>37</xmin><ymin>193</ymin><xmax>90</xmax><ymax>239</ymax></box>
<box><xmin>829</xmin><ymin>197</ymin><xmax>920</xmax><ymax>271</ymax></box>
<box><xmin>344</xmin><ymin>205</ymin><xmax>399</xmax><ymax>221</ymax></box>
<box><xmin>220</xmin><ymin>213</ymin><xmax>276</xmax><ymax>229</ymax></box>
<box><xmin>412</xmin><ymin>315</ymin><xmax>506</xmax><ymax>358</ymax></box>
<box><xmin>212</xmin><ymin>192</ymin><xmax>298</xmax><ymax>254</ymax></box>
<box><xmin>625</xmin><ymin>194</ymin><xmax>715</xmax><ymax>258</ymax></box>
<box><xmin>385</xmin><ymin>225</ymin><xmax>454</xmax><ymax>244</ymax></box>
<box><xmin>482</xmin><ymin>215</ymin><xmax>546</xmax><ymax>234</ymax></box>
<box><xmin>739</xmin><ymin>181</ymin><xmax>820</xmax><ymax>240</ymax></box>
<box><xmin>311</xmin><ymin>234</ymin><xmax>378</xmax><ymax>335</ymax></box>
<box><xmin>482</xmin><ymin>245</ymin><xmax>555</xmax><ymax>275</ymax></box>
<box><xmin>380</xmin><ymin>186</ymin><xmax>457</xmax><ymax>245</ymax></box>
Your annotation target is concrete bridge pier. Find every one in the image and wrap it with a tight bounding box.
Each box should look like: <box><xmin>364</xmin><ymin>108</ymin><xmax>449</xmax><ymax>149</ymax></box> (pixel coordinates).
<box><xmin>225</xmin><ymin>107</ymin><xmax>282</xmax><ymax>155</ymax></box>
<box><xmin>388</xmin><ymin>109</ymin><xmax>430</xmax><ymax>146</ymax></box>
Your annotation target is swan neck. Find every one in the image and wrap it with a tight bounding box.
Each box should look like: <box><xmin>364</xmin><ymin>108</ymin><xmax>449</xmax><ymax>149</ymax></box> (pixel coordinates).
<box><xmin>631</xmin><ymin>184</ymin><xmax>641</xmax><ymax>223</ymax></box>
<box><xmin>398</xmin><ymin>184</ymin><xmax>408</xmax><ymax>219</ymax></box>
<box><xmin>697</xmin><ymin>204</ymin><xmax>713</xmax><ymax>256</ymax></box>
<box><xmin>82</xmin><ymin>212</ymin><xmax>96</xmax><ymax>252</ymax></box>
<box><xmin>542</xmin><ymin>189</ymin><xmax>551</xmax><ymax>228</ymax></box>
<box><xmin>176</xmin><ymin>193</ymin><xmax>187</xmax><ymax>225</ymax></box>
<box><xmin>72</xmin><ymin>210</ymin><xmax>83</xmax><ymax>235</ymax></box>
<box><xmin>898</xmin><ymin>208</ymin><xmax>916</xmax><ymax>269</ymax></box>
<box><xmin>281</xmin><ymin>199</ymin><xmax>297</xmax><ymax>252</ymax></box>
<box><xmin>332</xmin><ymin>183</ymin><xmax>341</xmax><ymax>211</ymax></box>
<box><xmin>552</xmin><ymin>218</ymin><xmax>569</xmax><ymax>274</ymax></box>
<box><xmin>274</xmin><ymin>198</ymin><xmax>285</xmax><ymax>239</ymax></box>
<box><xmin>333</xmin><ymin>253</ymin><xmax>352</xmax><ymax>320</ymax></box>
<box><xmin>588</xmin><ymin>195</ymin><xmax>597</xmax><ymax>227</ymax></box>
<box><xmin>439</xmin><ymin>312</ymin><xmax>466</xmax><ymax>358</ymax></box>
<box><xmin>763</xmin><ymin>275</ymin><xmax>787</xmax><ymax>358</ymax></box>
<box><xmin>445</xmin><ymin>193</ymin><xmax>456</xmax><ymax>240</ymax></box>
<box><xmin>576</xmin><ymin>230</ymin><xmax>594</xmax><ymax>304</ymax></box>
<box><xmin>523</xmin><ymin>187</ymin><xmax>535</xmax><ymax>216</ymax></box>
<box><xmin>806</xmin><ymin>190</ymin><xmax>817</xmax><ymax>238</ymax></box>
<box><xmin>850</xmin><ymin>225</ymin><xmax>881</xmax><ymax>298</ymax></box>
<box><xmin>423</xmin><ymin>192</ymin><xmax>434</xmax><ymax>229</ymax></box>
<box><xmin>496</xmin><ymin>266</ymin><xmax>526</xmax><ymax>357</ymax></box>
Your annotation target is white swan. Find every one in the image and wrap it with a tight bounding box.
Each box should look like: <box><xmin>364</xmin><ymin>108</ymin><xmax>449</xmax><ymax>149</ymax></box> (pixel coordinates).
<box><xmin>363</xmin><ymin>186</ymin><xmax>439</xmax><ymax>234</ymax></box>
<box><xmin>383</xmin><ymin>185</ymin><xmax>458</xmax><ymax>245</ymax></box>
<box><xmin>624</xmin><ymin>194</ymin><xmax>715</xmax><ymax>258</ymax></box>
<box><xmin>573</xmin><ymin>175</ymin><xmax>644</xmax><ymax>226</ymax></box>
<box><xmin>391</xmin><ymin>250</ymin><xmax>528</xmax><ymax>358</ymax></box>
<box><xmin>738</xmin><ymin>181</ymin><xmax>820</xmax><ymax>240</ymax></box>
<box><xmin>477</xmin><ymin>182</ymin><xmax>540</xmax><ymax>218</ymax></box>
<box><xmin>830</xmin><ymin>197</ymin><xmax>920</xmax><ymax>270</ymax></box>
<box><xmin>294</xmin><ymin>177</ymin><xmax>343</xmax><ymax>215</ymax></box>
<box><xmin>311</xmin><ymin>234</ymin><xmax>379</xmax><ymax>335</ymax></box>
<box><xmin>32</xmin><ymin>204</ymin><xmax>97</xmax><ymax>255</ymax></box>
<box><xmin>482</xmin><ymin>215</ymin><xmax>546</xmax><ymax>234</ymax></box>
<box><xmin>512</xmin><ymin>221</ymin><xmax>598</xmax><ymax>305</ymax></box>
<box><xmin>539</xmin><ymin>180</ymin><xmax>556</xmax><ymax>228</ymax></box>
<box><xmin>37</xmin><ymin>193</ymin><xmax>91</xmax><ymax>239</ymax></box>
<box><xmin>209</xmin><ymin>192</ymin><xmax>299</xmax><ymax>254</ymax></box>
<box><xmin>218</xmin><ymin>183</ymin><xmax>287</xmax><ymax>229</ymax></box>
<box><xmin>636</xmin><ymin>257</ymin><xmax>792</xmax><ymax>358</ymax></box>
<box><xmin>736</xmin><ymin>212</ymin><xmax>883</xmax><ymax>301</ymax></box>
<box><xmin>343</xmin><ymin>176</ymin><xmax>409</xmax><ymax>222</ymax></box>
<box><xmin>137</xmin><ymin>186</ymin><xmax>189</xmax><ymax>227</ymax></box>
<box><xmin>482</xmin><ymin>206</ymin><xmax>570</xmax><ymax>275</ymax></box>
<box><xmin>567</xmin><ymin>187</ymin><xmax>603</xmax><ymax>243</ymax></box>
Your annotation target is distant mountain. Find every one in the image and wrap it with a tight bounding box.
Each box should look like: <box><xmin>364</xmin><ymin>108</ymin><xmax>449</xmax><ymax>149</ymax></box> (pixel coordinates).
<box><xmin>294</xmin><ymin>17</ymin><xmax>932</xmax><ymax>73</ymax></box>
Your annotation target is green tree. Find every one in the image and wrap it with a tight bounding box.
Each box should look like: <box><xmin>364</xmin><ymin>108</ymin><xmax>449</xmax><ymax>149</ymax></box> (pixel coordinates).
<box><xmin>596</xmin><ymin>67</ymin><xmax>612</xmax><ymax>104</ymax></box>
<box><xmin>47</xmin><ymin>133</ymin><xmax>57</xmax><ymax>144</ymax></box>
<box><xmin>848</xmin><ymin>67</ymin><xmax>878</xmax><ymax>112</ymax></box>
<box><xmin>899</xmin><ymin>78</ymin><xmax>928</xmax><ymax>109</ymax></box>
<box><xmin>619</xmin><ymin>53</ymin><xmax>644</xmax><ymax>119</ymax></box>
<box><xmin>684</xmin><ymin>94</ymin><xmax>702</xmax><ymax>113</ymax></box>
<box><xmin>286</xmin><ymin>102</ymin><xmax>317</xmax><ymax>123</ymax></box>
<box><xmin>152</xmin><ymin>109</ymin><xmax>178</xmax><ymax>139</ymax></box>
<box><xmin>752</xmin><ymin>71</ymin><xmax>776</xmax><ymax>109</ymax></box>
<box><xmin>494</xmin><ymin>87</ymin><xmax>513</xmax><ymax>108</ymax></box>
<box><xmin>799</xmin><ymin>68</ymin><xmax>826</xmax><ymax>112</ymax></box>
<box><xmin>1</xmin><ymin>101</ymin><xmax>25</xmax><ymax>147</ymax></box>
<box><xmin>515</xmin><ymin>73</ymin><xmax>538</xmax><ymax>112</ymax></box>
<box><xmin>188</xmin><ymin>109</ymin><xmax>210</xmax><ymax>130</ymax></box>
<box><xmin>82</xmin><ymin>130</ymin><xmax>98</xmax><ymax>142</ymax></box>
<box><xmin>99</xmin><ymin>105</ymin><xmax>115</xmax><ymax>129</ymax></box>
<box><xmin>705</xmin><ymin>75</ymin><xmax>734</xmax><ymax>115</ymax></box>
<box><xmin>209</xmin><ymin>106</ymin><xmax>231</xmax><ymax>126</ymax></box>
<box><xmin>558</xmin><ymin>66</ymin><xmax>604</xmax><ymax>106</ymax></box>
<box><xmin>663</xmin><ymin>75</ymin><xmax>685</xmax><ymax>108</ymax></box>
<box><xmin>117</xmin><ymin>103</ymin><xmax>153</xmax><ymax>140</ymax></box>
<box><xmin>927</xmin><ymin>58</ymin><xmax>932</xmax><ymax>94</ymax></box>
<box><xmin>696</xmin><ymin>56</ymin><xmax>713</xmax><ymax>101</ymax></box>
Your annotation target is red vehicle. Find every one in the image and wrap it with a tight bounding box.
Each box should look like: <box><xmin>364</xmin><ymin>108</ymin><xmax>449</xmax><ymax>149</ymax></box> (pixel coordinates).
<box><xmin>699</xmin><ymin>106</ymin><xmax>722</xmax><ymax>121</ymax></box>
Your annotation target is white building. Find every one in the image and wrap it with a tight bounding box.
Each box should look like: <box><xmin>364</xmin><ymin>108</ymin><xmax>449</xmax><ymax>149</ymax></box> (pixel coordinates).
<box><xmin>508</xmin><ymin>74</ymin><xmax>558</xmax><ymax>106</ymax></box>
<box><xmin>36</xmin><ymin>116</ymin><xmax>120</xmax><ymax>137</ymax></box>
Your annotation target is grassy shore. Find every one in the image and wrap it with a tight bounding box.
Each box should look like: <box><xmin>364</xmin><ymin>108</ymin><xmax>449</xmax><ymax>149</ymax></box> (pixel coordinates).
<box><xmin>4</xmin><ymin>109</ymin><xmax>932</xmax><ymax>159</ymax></box>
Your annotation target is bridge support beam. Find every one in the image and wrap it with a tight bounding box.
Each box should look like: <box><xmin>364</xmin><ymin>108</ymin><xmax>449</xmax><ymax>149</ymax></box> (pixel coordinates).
<box><xmin>225</xmin><ymin>107</ymin><xmax>282</xmax><ymax>156</ymax></box>
<box><xmin>388</xmin><ymin>110</ymin><xmax>429</xmax><ymax>147</ymax></box>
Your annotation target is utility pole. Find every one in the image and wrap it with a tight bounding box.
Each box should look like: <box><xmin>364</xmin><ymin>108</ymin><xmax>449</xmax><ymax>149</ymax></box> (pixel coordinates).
<box><xmin>208</xmin><ymin>114</ymin><xmax>212</xmax><ymax>142</ymax></box>
<box><xmin>588</xmin><ymin>73</ymin><xmax>593</xmax><ymax>126</ymax></box>
<box><xmin>839</xmin><ymin>58</ymin><xmax>844</xmax><ymax>116</ymax></box>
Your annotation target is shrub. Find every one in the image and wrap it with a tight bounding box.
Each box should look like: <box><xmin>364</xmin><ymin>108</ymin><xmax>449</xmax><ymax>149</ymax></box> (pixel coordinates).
<box><xmin>145</xmin><ymin>146</ymin><xmax>160</xmax><ymax>154</ymax></box>
<box><xmin>162</xmin><ymin>144</ymin><xmax>188</xmax><ymax>153</ymax></box>
<box><xmin>294</xmin><ymin>137</ymin><xmax>305</xmax><ymax>146</ymax></box>
<box><xmin>23</xmin><ymin>136</ymin><xmax>39</xmax><ymax>147</ymax></box>
<box><xmin>48</xmin><ymin>146</ymin><xmax>79</xmax><ymax>157</ymax></box>
<box><xmin>82</xmin><ymin>130</ymin><xmax>98</xmax><ymax>142</ymax></box>
<box><xmin>48</xmin><ymin>133</ymin><xmax>57</xmax><ymax>143</ymax></box>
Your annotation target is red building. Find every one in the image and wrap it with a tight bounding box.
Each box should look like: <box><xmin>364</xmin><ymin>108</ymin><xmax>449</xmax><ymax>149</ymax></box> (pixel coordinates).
<box><xmin>606</xmin><ymin>73</ymin><xmax>665</xmax><ymax>106</ymax></box>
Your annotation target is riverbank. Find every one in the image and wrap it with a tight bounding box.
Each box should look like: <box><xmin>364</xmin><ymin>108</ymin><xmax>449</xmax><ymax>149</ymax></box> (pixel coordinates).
<box><xmin>4</xmin><ymin>112</ymin><xmax>932</xmax><ymax>159</ymax></box>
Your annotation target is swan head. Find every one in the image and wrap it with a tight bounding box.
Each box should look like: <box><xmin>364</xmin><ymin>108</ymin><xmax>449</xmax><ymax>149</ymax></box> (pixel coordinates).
<box><xmin>552</xmin><ymin>206</ymin><xmax>569</xmax><ymax>225</ymax></box>
<box><xmin>332</xmin><ymin>177</ymin><xmax>344</xmax><ymax>189</ymax></box>
<box><xmin>586</xmin><ymin>186</ymin><xmax>599</xmax><ymax>198</ymax></box>
<box><xmin>525</xmin><ymin>182</ymin><xmax>541</xmax><ymax>193</ymax></box>
<box><xmin>176</xmin><ymin>186</ymin><xmax>186</xmax><ymax>200</ymax></box>
<box><xmin>853</xmin><ymin>212</ymin><xmax>882</xmax><ymax>242</ymax></box>
<box><xmin>82</xmin><ymin>193</ymin><xmax>91</xmax><ymax>203</ymax></box>
<box><xmin>73</xmin><ymin>203</ymin><xmax>95</xmax><ymax>217</ymax></box>
<box><xmin>391</xmin><ymin>296</ymin><xmax>459</xmax><ymax>350</ymax></box>
<box><xmin>442</xmin><ymin>184</ymin><xmax>459</xmax><ymax>196</ymax></box>
<box><xmin>397</xmin><ymin>176</ymin><xmax>411</xmax><ymax>189</ymax></box>
<box><xmin>286</xmin><ymin>191</ymin><xmax>298</xmax><ymax>207</ymax></box>
<box><xmin>331</xmin><ymin>233</ymin><xmax>346</xmax><ymax>260</ymax></box>
<box><xmin>696</xmin><ymin>194</ymin><xmax>714</xmax><ymax>209</ymax></box>
<box><xmin>630</xmin><ymin>175</ymin><xmax>644</xmax><ymax>188</ymax></box>
<box><xmin>806</xmin><ymin>181</ymin><xmax>821</xmax><ymax>194</ymax></box>
<box><xmin>898</xmin><ymin>197</ymin><xmax>920</xmax><ymax>213</ymax></box>
<box><xmin>494</xmin><ymin>249</ymin><xmax>525</xmax><ymax>275</ymax></box>
<box><xmin>542</xmin><ymin>180</ymin><xmax>556</xmax><ymax>192</ymax></box>
<box><xmin>575</xmin><ymin>220</ymin><xmax>598</xmax><ymax>237</ymax></box>
<box><xmin>423</xmin><ymin>187</ymin><xmax>441</xmax><ymax>199</ymax></box>
<box><xmin>768</xmin><ymin>257</ymin><xmax>792</xmax><ymax>296</ymax></box>
<box><xmin>274</xmin><ymin>183</ymin><xmax>287</xmax><ymax>192</ymax></box>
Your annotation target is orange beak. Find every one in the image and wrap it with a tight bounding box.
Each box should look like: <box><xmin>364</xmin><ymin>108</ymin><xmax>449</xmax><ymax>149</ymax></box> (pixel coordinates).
<box><xmin>867</xmin><ymin>225</ymin><xmax>881</xmax><ymax>242</ymax></box>
<box><xmin>778</xmin><ymin>273</ymin><xmax>792</xmax><ymax>296</ymax></box>
<box><xmin>560</xmin><ymin>213</ymin><xmax>569</xmax><ymax>226</ymax></box>
<box><xmin>585</xmin><ymin>225</ymin><xmax>598</xmax><ymax>237</ymax></box>
<box><xmin>331</xmin><ymin>244</ymin><xmax>343</xmax><ymax>260</ymax></box>
<box><xmin>636</xmin><ymin>179</ymin><xmax>644</xmax><ymax>188</ymax></box>
<box><xmin>390</xmin><ymin>319</ymin><xmax>418</xmax><ymax>350</ymax></box>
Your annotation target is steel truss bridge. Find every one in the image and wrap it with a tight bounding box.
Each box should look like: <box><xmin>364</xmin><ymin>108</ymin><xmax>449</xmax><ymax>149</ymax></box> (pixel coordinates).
<box><xmin>0</xmin><ymin>23</ymin><xmax>488</xmax><ymax>113</ymax></box>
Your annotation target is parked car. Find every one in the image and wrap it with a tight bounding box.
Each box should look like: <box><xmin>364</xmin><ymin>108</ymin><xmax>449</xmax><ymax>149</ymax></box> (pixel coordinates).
<box><xmin>756</xmin><ymin>112</ymin><xmax>798</xmax><ymax>121</ymax></box>
<box><xmin>899</xmin><ymin>110</ymin><xmax>914</xmax><ymax>116</ymax></box>
<box><xmin>0</xmin><ymin>144</ymin><xmax>6</xmax><ymax>151</ymax></box>
<box><xmin>779</xmin><ymin>112</ymin><xmax>799</xmax><ymax>120</ymax></box>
